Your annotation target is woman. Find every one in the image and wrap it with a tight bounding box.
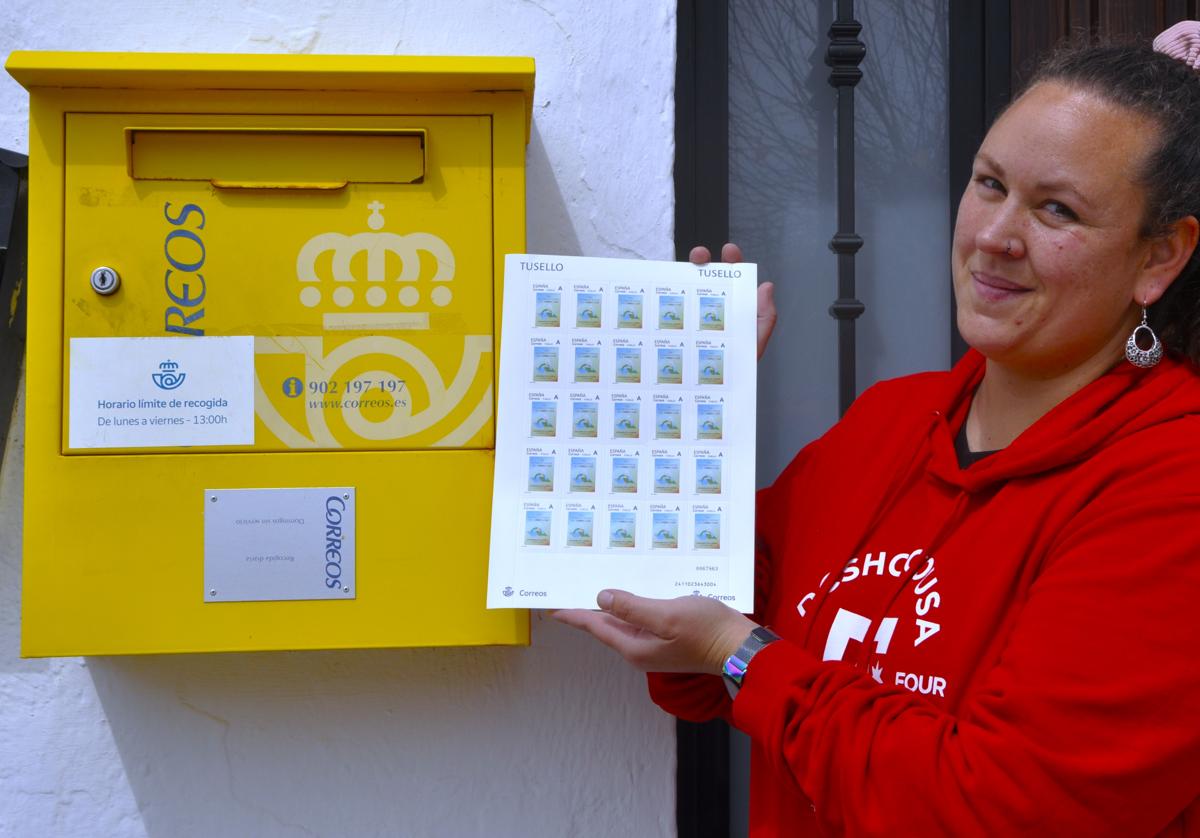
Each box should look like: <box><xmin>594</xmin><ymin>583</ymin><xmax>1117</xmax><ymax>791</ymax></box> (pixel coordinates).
<box><xmin>556</xmin><ymin>31</ymin><xmax>1200</xmax><ymax>837</ymax></box>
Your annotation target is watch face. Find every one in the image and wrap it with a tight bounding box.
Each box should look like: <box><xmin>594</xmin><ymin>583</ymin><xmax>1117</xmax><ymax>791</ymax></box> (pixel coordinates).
<box><xmin>751</xmin><ymin>626</ymin><xmax>781</xmax><ymax>646</ymax></box>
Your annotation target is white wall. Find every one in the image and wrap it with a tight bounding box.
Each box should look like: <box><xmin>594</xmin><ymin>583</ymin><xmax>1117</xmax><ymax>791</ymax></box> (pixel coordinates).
<box><xmin>0</xmin><ymin>3</ymin><xmax>678</xmax><ymax>836</ymax></box>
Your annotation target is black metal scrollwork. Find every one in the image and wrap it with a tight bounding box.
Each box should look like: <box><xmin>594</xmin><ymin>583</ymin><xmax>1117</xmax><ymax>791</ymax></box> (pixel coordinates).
<box><xmin>826</xmin><ymin>2</ymin><xmax>866</xmax><ymax>416</ymax></box>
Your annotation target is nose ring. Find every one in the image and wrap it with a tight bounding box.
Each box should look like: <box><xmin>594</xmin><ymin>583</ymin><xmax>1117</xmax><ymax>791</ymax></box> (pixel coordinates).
<box><xmin>1005</xmin><ymin>240</ymin><xmax>1014</xmax><ymax>257</ymax></box>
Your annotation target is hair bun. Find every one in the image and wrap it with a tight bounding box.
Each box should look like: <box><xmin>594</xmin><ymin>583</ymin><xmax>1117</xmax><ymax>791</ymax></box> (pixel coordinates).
<box><xmin>1154</xmin><ymin>21</ymin><xmax>1200</xmax><ymax>69</ymax></box>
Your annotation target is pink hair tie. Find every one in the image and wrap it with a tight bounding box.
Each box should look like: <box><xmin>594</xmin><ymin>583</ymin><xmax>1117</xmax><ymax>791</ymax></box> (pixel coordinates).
<box><xmin>1154</xmin><ymin>20</ymin><xmax>1200</xmax><ymax>69</ymax></box>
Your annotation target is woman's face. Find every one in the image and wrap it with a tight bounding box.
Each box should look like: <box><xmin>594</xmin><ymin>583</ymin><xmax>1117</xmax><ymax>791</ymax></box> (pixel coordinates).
<box><xmin>953</xmin><ymin>81</ymin><xmax>1161</xmax><ymax>377</ymax></box>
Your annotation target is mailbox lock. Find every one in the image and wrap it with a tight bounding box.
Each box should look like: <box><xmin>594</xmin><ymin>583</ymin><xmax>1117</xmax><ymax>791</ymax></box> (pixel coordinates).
<box><xmin>90</xmin><ymin>266</ymin><xmax>121</xmax><ymax>296</ymax></box>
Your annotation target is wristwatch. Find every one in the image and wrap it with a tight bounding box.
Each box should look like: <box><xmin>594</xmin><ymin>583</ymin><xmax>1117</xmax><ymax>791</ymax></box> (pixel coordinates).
<box><xmin>722</xmin><ymin>626</ymin><xmax>781</xmax><ymax>698</ymax></box>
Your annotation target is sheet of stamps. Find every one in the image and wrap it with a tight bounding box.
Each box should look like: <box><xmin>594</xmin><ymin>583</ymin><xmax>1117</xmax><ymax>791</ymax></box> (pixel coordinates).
<box><xmin>487</xmin><ymin>254</ymin><xmax>757</xmax><ymax>611</ymax></box>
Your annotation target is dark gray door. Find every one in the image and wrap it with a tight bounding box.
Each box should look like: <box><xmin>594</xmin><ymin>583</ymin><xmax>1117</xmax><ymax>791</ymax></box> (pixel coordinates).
<box><xmin>727</xmin><ymin>1</ymin><xmax>951</xmax><ymax>833</ymax></box>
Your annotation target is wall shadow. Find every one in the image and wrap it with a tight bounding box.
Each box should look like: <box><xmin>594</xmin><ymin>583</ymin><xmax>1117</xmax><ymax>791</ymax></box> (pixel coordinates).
<box><xmin>525</xmin><ymin>122</ymin><xmax>583</xmax><ymax>257</ymax></box>
<box><xmin>87</xmin><ymin>613</ymin><xmax>670</xmax><ymax>838</ymax></box>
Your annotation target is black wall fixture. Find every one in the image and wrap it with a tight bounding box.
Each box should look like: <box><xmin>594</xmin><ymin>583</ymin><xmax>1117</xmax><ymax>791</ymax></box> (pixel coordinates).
<box><xmin>0</xmin><ymin>148</ymin><xmax>28</xmax><ymax>466</ymax></box>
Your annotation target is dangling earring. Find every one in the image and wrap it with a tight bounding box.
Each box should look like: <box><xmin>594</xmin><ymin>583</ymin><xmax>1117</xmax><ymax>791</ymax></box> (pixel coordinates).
<box><xmin>1125</xmin><ymin>305</ymin><xmax>1163</xmax><ymax>368</ymax></box>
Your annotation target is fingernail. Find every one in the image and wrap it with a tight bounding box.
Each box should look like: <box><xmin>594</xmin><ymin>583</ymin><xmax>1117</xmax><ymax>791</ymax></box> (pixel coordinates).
<box><xmin>597</xmin><ymin>590</ymin><xmax>614</xmax><ymax>610</ymax></box>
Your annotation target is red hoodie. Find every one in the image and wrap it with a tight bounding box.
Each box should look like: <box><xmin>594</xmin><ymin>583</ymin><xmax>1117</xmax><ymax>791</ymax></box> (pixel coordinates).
<box><xmin>649</xmin><ymin>350</ymin><xmax>1200</xmax><ymax>837</ymax></box>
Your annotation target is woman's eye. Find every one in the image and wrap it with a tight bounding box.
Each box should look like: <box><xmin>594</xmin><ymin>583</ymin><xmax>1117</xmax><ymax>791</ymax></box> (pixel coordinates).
<box><xmin>975</xmin><ymin>175</ymin><xmax>1004</xmax><ymax>193</ymax></box>
<box><xmin>1044</xmin><ymin>201</ymin><xmax>1078</xmax><ymax>221</ymax></box>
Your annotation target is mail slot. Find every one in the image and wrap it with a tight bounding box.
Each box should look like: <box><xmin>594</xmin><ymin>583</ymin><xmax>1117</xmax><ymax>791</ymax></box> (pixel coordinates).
<box><xmin>127</xmin><ymin>127</ymin><xmax>427</xmax><ymax>188</ymax></box>
<box><xmin>8</xmin><ymin>52</ymin><xmax>534</xmax><ymax>655</ymax></box>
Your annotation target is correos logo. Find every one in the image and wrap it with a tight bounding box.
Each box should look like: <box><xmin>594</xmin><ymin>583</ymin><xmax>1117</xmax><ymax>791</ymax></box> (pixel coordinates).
<box><xmin>163</xmin><ymin>202</ymin><xmax>208</xmax><ymax>336</ymax></box>
<box><xmin>324</xmin><ymin>496</ymin><xmax>347</xmax><ymax>588</ymax></box>
<box><xmin>151</xmin><ymin>359</ymin><xmax>186</xmax><ymax>390</ymax></box>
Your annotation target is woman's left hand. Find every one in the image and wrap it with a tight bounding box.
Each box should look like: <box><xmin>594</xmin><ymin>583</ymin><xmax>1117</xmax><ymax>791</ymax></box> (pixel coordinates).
<box><xmin>689</xmin><ymin>243</ymin><xmax>777</xmax><ymax>360</ymax></box>
<box><xmin>553</xmin><ymin>590</ymin><xmax>758</xmax><ymax>674</ymax></box>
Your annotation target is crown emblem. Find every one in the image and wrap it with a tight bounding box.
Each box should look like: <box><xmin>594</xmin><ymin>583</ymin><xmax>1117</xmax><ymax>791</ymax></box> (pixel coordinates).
<box><xmin>256</xmin><ymin>205</ymin><xmax>493</xmax><ymax>452</ymax></box>
<box><xmin>295</xmin><ymin>202</ymin><xmax>455</xmax><ymax>321</ymax></box>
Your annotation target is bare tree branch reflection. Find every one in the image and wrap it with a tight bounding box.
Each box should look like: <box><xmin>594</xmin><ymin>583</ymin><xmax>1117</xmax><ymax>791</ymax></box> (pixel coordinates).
<box><xmin>728</xmin><ymin>0</ymin><xmax>948</xmax><ymax>257</ymax></box>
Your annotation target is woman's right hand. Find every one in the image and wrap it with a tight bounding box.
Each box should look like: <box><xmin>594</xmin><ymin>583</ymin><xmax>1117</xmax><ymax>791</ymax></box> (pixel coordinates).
<box><xmin>689</xmin><ymin>242</ymin><xmax>777</xmax><ymax>359</ymax></box>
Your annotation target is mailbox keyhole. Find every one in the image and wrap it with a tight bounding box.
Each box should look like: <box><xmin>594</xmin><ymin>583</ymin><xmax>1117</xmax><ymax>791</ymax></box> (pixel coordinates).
<box><xmin>90</xmin><ymin>266</ymin><xmax>121</xmax><ymax>296</ymax></box>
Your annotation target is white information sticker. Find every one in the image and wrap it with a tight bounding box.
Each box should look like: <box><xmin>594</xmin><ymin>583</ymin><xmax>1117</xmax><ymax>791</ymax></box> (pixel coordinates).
<box><xmin>68</xmin><ymin>336</ymin><xmax>254</xmax><ymax>449</ymax></box>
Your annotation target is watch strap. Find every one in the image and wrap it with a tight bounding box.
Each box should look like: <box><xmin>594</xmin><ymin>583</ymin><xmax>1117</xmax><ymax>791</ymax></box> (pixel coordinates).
<box><xmin>722</xmin><ymin>626</ymin><xmax>780</xmax><ymax>697</ymax></box>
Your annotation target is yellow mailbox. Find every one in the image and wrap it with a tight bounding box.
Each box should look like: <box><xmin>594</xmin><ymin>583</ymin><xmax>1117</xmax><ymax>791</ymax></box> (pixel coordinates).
<box><xmin>7</xmin><ymin>51</ymin><xmax>534</xmax><ymax>655</ymax></box>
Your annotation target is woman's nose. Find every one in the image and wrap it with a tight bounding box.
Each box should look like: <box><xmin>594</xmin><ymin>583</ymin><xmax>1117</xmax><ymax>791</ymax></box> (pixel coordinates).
<box><xmin>976</xmin><ymin>208</ymin><xmax>1024</xmax><ymax>259</ymax></box>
